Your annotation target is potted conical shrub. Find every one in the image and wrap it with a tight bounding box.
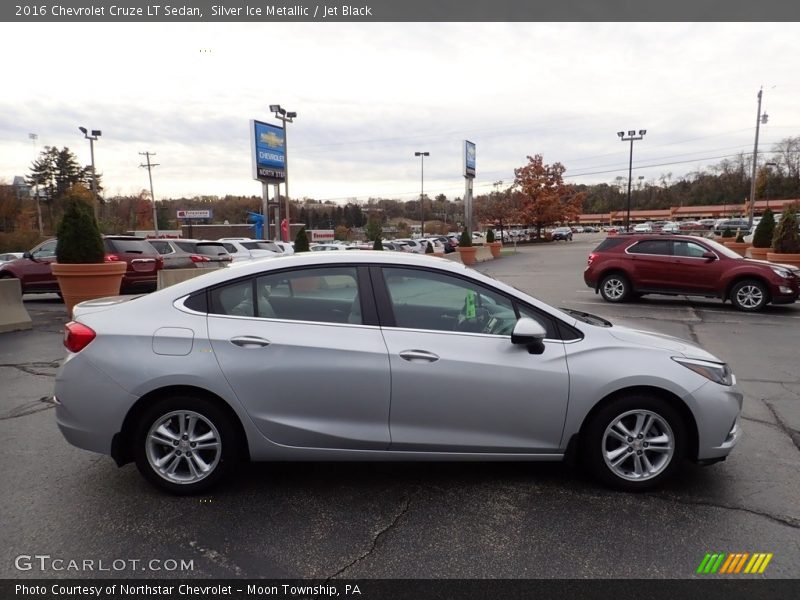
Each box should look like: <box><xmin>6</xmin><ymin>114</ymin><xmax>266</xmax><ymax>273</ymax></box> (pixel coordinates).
<box><xmin>457</xmin><ymin>227</ymin><xmax>477</xmax><ymax>265</ymax></box>
<box><xmin>294</xmin><ymin>227</ymin><xmax>310</xmax><ymax>253</ymax></box>
<box><xmin>51</xmin><ymin>186</ymin><xmax>126</xmax><ymax>317</ymax></box>
<box><xmin>767</xmin><ymin>203</ymin><xmax>800</xmax><ymax>268</ymax></box>
<box><xmin>486</xmin><ymin>228</ymin><xmax>502</xmax><ymax>258</ymax></box>
<box><xmin>748</xmin><ymin>209</ymin><xmax>775</xmax><ymax>260</ymax></box>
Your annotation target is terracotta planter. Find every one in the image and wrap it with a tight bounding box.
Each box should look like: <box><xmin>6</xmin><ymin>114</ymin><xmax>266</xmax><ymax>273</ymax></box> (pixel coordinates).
<box><xmin>723</xmin><ymin>241</ymin><xmax>751</xmax><ymax>257</ymax></box>
<box><xmin>52</xmin><ymin>262</ymin><xmax>127</xmax><ymax>318</ymax></box>
<box><xmin>457</xmin><ymin>246</ymin><xmax>478</xmax><ymax>266</ymax></box>
<box><xmin>766</xmin><ymin>252</ymin><xmax>800</xmax><ymax>269</ymax></box>
<box><xmin>747</xmin><ymin>246</ymin><xmax>770</xmax><ymax>260</ymax></box>
<box><xmin>488</xmin><ymin>241</ymin><xmax>502</xmax><ymax>258</ymax></box>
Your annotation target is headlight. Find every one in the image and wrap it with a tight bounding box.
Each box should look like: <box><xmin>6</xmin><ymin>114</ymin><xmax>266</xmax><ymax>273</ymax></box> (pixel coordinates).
<box><xmin>672</xmin><ymin>357</ymin><xmax>733</xmax><ymax>386</ymax></box>
<box><xmin>770</xmin><ymin>266</ymin><xmax>791</xmax><ymax>279</ymax></box>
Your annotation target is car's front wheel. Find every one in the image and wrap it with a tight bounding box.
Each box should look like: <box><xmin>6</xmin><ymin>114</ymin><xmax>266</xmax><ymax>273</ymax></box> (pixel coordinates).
<box><xmin>730</xmin><ymin>279</ymin><xmax>769</xmax><ymax>312</ymax></box>
<box><xmin>134</xmin><ymin>395</ymin><xmax>240</xmax><ymax>494</ymax></box>
<box><xmin>599</xmin><ymin>273</ymin><xmax>631</xmax><ymax>303</ymax></box>
<box><xmin>583</xmin><ymin>395</ymin><xmax>686</xmax><ymax>492</ymax></box>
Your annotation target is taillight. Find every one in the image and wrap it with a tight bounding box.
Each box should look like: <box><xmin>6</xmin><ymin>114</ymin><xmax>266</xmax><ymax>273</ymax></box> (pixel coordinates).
<box><xmin>190</xmin><ymin>255</ymin><xmax>210</xmax><ymax>262</ymax></box>
<box><xmin>587</xmin><ymin>253</ymin><xmax>597</xmax><ymax>266</ymax></box>
<box><xmin>64</xmin><ymin>321</ymin><xmax>96</xmax><ymax>353</ymax></box>
<box><xmin>105</xmin><ymin>254</ymin><xmax>121</xmax><ymax>262</ymax></box>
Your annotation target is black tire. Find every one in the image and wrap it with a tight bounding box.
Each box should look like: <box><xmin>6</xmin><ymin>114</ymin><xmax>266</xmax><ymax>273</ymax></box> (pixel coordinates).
<box><xmin>583</xmin><ymin>394</ymin><xmax>686</xmax><ymax>492</ymax></box>
<box><xmin>599</xmin><ymin>273</ymin><xmax>631</xmax><ymax>303</ymax></box>
<box><xmin>134</xmin><ymin>395</ymin><xmax>240</xmax><ymax>495</ymax></box>
<box><xmin>729</xmin><ymin>279</ymin><xmax>769</xmax><ymax>312</ymax></box>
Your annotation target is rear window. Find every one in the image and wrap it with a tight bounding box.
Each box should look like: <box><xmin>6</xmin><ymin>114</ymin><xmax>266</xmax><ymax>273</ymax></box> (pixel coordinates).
<box><xmin>194</xmin><ymin>243</ymin><xmax>229</xmax><ymax>257</ymax></box>
<box><xmin>593</xmin><ymin>237</ymin><xmax>630</xmax><ymax>252</ymax></box>
<box><xmin>242</xmin><ymin>241</ymin><xmax>280</xmax><ymax>252</ymax></box>
<box><xmin>104</xmin><ymin>239</ymin><xmax>156</xmax><ymax>254</ymax></box>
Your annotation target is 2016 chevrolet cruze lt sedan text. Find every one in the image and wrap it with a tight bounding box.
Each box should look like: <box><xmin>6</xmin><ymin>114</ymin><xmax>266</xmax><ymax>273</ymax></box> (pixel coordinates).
<box><xmin>54</xmin><ymin>252</ymin><xmax>742</xmax><ymax>494</ymax></box>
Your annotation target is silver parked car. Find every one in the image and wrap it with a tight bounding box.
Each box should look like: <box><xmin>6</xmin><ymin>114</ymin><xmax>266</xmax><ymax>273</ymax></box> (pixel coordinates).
<box><xmin>54</xmin><ymin>252</ymin><xmax>741</xmax><ymax>494</ymax></box>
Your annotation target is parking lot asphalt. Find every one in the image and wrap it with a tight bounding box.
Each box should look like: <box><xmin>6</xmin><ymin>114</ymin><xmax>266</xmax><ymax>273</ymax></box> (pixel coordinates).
<box><xmin>1</xmin><ymin>235</ymin><xmax>798</xmax><ymax>579</ymax></box>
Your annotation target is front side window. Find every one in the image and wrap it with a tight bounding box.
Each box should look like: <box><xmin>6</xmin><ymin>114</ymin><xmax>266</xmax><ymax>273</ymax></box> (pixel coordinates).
<box><xmin>33</xmin><ymin>240</ymin><xmax>57</xmax><ymax>258</ymax></box>
<box><xmin>673</xmin><ymin>240</ymin><xmax>709</xmax><ymax>258</ymax></box>
<box><xmin>382</xmin><ymin>267</ymin><xmax>516</xmax><ymax>335</ymax></box>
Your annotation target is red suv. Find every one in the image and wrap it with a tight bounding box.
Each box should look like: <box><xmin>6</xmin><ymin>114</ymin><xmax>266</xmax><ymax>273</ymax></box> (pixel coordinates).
<box><xmin>584</xmin><ymin>234</ymin><xmax>800</xmax><ymax>312</ymax></box>
<box><xmin>0</xmin><ymin>236</ymin><xmax>163</xmax><ymax>295</ymax></box>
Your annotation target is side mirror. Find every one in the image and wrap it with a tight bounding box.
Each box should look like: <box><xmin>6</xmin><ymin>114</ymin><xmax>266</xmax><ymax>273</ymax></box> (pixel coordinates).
<box><xmin>511</xmin><ymin>317</ymin><xmax>547</xmax><ymax>355</ymax></box>
<box><xmin>702</xmin><ymin>251</ymin><xmax>716</xmax><ymax>261</ymax></box>
<box><xmin>23</xmin><ymin>251</ymin><xmax>33</xmax><ymax>260</ymax></box>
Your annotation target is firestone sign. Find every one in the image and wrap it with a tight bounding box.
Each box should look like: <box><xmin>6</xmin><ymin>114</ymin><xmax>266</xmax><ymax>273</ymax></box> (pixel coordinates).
<box><xmin>176</xmin><ymin>210</ymin><xmax>212</xmax><ymax>219</ymax></box>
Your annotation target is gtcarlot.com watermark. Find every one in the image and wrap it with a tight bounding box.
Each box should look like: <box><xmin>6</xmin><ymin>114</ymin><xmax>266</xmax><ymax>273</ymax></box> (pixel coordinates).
<box><xmin>14</xmin><ymin>554</ymin><xmax>194</xmax><ymax>573</ymax></box>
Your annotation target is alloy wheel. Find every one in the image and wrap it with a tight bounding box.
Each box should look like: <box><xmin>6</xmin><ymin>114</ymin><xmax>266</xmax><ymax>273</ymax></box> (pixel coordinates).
<box><xmin>602</xmin><ymin>409</ymin><xmax>675</xmax><ymax>481</ymax></box>
<box><xmin>145</xmin><ymin>410</ymin><xmax>221</xmax><ymax>485</ymax></box>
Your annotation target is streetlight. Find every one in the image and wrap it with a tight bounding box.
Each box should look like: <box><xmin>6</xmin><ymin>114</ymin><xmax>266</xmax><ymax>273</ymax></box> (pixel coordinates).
<box><xmin>617</xmin><ymin>129</ymin><xmax>646</xmax><ymax>231</ymax></box>
<box><xmin>414</xmin><ymin>151</ymin><xmax>429</xmax><ymax>236</ymax></box>
<box><xmin>269</xmin><ymin>104</ymin><xmax>297</xmax><ymax>241</ymax></box>
<box><xmin>79</xmin><ymin>126</ymin><xmax>102</xmax><ymax>218</ymax></box>
<box><xmin>747</xmin><ymin>88</ymin><xmax>769</xmax><ymax>228</ymax></box>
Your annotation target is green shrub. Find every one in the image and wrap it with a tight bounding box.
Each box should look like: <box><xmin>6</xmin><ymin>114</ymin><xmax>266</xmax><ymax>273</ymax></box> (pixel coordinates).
<box><xmin>294</xmin><ymin>228</ymin><xmax>310</xmax><ymax>252</ymax></box>
<box><xmin>721</xmin><ymin>227</ymin><xmax>734</xmax><ymax>238</ymax></box>
<box><xmin>55</xmin><ymin>188</ymin><xmax>105</xmax><ymax>264</ymax></box>
<box><xmin>486</xmin><ymin>229</ymin><xmax>495</xmax><ymax>243</ymax></box>
<box><xmin>425</xmin><ymin>241</ymin><xmax>434</xmax><ymax>253</ymax></box>
<box><xmin>373</xmin><ymin>237</ymin><xmax>384</xmax><ymax>251</ymax></box>
<box><xmin>752</xmin><ymin>209</ymin><xmax>775</xmax><ymax>248</ymax></box>
<box><xmin>458</xmin><ymin>227</ymin><xmax>473</xmax><ymax>247</ymax></box>
<box><xmin>772</xmin><ymin>204</ymin><xmax>800</xmax><ymax>254</ymax></box>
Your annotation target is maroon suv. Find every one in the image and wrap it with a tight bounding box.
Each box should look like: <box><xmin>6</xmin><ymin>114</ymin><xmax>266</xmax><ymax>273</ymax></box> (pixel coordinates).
<box><xmin>584</xmin><ymin>234</ymin><xmax>800</xmax><ymax>312</ymax></box>
<box><xmin>0</xmin><ymin>236</ymin><xmax>163</xmax><ymax>294</ymax></box>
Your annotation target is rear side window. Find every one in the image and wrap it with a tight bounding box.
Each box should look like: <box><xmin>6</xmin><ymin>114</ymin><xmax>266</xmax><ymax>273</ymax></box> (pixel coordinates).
<box><xmin>593</xmin><ymin>238</ymin><xmax>629</xmax><ymax>252</ymax></box>
<box><xmin>209</xmin><ymin>279</ymin><xmax>255</xmax><ymax>317</ymax></box>
<box><xmin>628</xmin><ymin>240</ymin><xmax>671</xmax><ymax>255</ymax></box>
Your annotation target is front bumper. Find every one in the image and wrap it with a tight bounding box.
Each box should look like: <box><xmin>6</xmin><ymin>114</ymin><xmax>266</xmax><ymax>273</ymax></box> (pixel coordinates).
<box><xmin>688</xmin><ymin>380</ymin><xmax>743</xmax><ymax>461</ymax></box>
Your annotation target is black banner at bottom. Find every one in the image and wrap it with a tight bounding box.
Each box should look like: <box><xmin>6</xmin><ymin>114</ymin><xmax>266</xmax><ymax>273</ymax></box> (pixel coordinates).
<box><xmin>4</xmin><ymin>579</ymin><xmax>799</xmax><ymax>600</ymax></box>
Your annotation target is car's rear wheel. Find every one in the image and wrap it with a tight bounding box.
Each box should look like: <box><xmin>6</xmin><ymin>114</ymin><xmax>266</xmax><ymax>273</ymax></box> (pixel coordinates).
<box><xmin>583</xmin><ymin>395</ymin><xmax>685</xmax><ymax>492</ymax></box>
<box><xmin>599</xmin><ymin>273</ymin><xmax>630</xmax><ymax>302</ymax></box>
<box><xmin>730</xmin><ymin>279</ymin><xmax>769</xmax><ymax>312</ymax></box>
<box><xmin>134</xmin><ymin>395</ymin><xmax>239</xmax><ymax>495</ymax></box>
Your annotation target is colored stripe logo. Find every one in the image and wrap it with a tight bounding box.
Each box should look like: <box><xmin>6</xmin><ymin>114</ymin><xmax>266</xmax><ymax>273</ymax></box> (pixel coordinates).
<box><xmin>696</xmin><ymin>552</ymin><xmax>773</xmax><ymax>574</ymax></box>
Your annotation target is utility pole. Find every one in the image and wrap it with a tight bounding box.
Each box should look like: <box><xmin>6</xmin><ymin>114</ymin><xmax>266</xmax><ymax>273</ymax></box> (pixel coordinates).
<box><xmin>139</xmin><ymin>152</ymin><xmax>160</xmax><ymax>237</ymax></box>
<box><xmin>747</xmin><ymin>88</ymin><xmax>769</xmax><ymax>229</ymax></box>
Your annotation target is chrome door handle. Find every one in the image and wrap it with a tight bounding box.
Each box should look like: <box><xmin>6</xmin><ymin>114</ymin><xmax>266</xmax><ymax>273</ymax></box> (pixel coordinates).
<box><xmin>230</xmin><ymin>336</ymin><xmax>271</xmax><ymax>348</ymax></box>
<box><xmin>399</xmin><ymin>350</ymin><xmax>439</xmax><ymax>362</ymax></box>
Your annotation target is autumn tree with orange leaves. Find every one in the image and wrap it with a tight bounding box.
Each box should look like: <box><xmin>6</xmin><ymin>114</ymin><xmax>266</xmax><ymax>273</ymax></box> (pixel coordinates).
<box><xmin>513</xmin><ymin>155</ymin><xmax>585</xmax><ymax>237</ymax></box>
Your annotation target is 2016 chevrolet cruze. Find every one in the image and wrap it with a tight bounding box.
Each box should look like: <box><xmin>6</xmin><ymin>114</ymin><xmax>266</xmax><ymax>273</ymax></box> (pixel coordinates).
<box><xmin>54</xmin><ymin>252</ymin><xmax>742</xmax><ymax>494</ymax></box>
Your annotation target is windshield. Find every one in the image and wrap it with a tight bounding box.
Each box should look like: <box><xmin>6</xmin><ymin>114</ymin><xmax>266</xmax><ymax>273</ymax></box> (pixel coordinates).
<box><xmin>694</xmin><ymin>236</ymin><xmax>743</xmax><ymax>260</ymax></box>
<box><xmin>560</xmin><ymin>308</ymin><xmax>612</xmax><ymax>327</ymax></box>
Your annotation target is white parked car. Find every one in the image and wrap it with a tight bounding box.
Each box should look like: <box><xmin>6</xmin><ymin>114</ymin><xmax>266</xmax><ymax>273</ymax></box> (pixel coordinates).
<box><xmin>273</xmin><ymin>241</ymin><xmax>295</xmax><ymax>255</ymax></box>
<box><xmin>217</xmin><ymin>238</ymin><xmax>281</xmax><ymax>261</ymax></box>
<box><xmin>633</xmin><ymin>223</ymin><xmax>653</xmax><ymax>233</ymax></box>
<box><xmin>310</xmin><ymin>243</ymin><xmax>347</xmax><ymax>251</ymax></box>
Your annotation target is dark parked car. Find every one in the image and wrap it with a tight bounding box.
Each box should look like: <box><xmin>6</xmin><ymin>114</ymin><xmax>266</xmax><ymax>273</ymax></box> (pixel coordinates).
<box><xmin>551</xmin><ymin>227</ymin><xmax>573</xmax><ymax>241</ymax></box>
<box><xmin>713</xmin><ymin>219</ymin><xmax>750</xmax><ymax>236</ymax></box>
<box><xmin>0</xmin><ymin>236</ymin><xmax>163</xmax><ymax>294</ymax></box>
<box><xmin>583</xmin><ymin>234</ymin><xmax>800</xmax><ymax>311</ymax></box>
<box><xmin>149</xmin><ymin>239</ymin><xmax>232</xmax><ymax>269</ymax></box>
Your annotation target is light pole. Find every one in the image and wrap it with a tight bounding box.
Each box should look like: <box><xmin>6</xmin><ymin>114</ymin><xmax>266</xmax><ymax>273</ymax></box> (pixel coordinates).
<box><xmin>747</xmin><ymin>88</ymin><xmax>769</xmax><ymax>228</ymax></box>
<box><xmin>269</xmin><ymin>105</ymin><xmax>297</xmax><ymax>241</ymax></box>
<box><xmin>617</xmin><ymin>129</ymin><xmax>646</xmax><ymax>231</ymax></box>
<box><xmin>415</xmin><ymin>151</ymin><xmax>429</xmax><ymax>236</ymax></box>
<box><xmin>29</xmin><ymin>133</ymin><xmax>43</xmax><ymax>235</ymax></box>
<box><xmin>79</xmin><ymin>126</ymin><xmax>102</xmax><ymax>218</ymax></box>
<box><xmin>139</xmin><ymin>152</ymin><xmax>160</xmax><ymax>237</ymax></box>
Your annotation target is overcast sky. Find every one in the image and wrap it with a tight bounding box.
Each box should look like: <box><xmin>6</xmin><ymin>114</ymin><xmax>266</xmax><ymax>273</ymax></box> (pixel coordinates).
<box><xmin>2</xmin><ymin>22</ymin><xmax>799</xmax><ymax>203</ymax></box>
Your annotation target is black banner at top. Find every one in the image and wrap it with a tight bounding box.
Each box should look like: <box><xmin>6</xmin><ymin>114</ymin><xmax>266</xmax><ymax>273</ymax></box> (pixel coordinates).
<box><xmin>3</xmin><ymin>0</ymin><xmax>800</xmax><ymax>22</ymax></box>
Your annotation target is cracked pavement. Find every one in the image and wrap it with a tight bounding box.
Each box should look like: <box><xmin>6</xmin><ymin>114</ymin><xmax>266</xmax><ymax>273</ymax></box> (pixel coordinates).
<box><xmin>1</xmin><ymin>239</ymin><xmax>799</xmax><ymax>579</ymax></box>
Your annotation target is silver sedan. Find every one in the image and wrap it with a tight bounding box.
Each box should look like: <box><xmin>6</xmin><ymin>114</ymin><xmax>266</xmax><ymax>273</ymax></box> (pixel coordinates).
<box><xmin>54</xmin><ymin>252</ymin><xmax>742</xmax><ymax>494</ymax></box>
